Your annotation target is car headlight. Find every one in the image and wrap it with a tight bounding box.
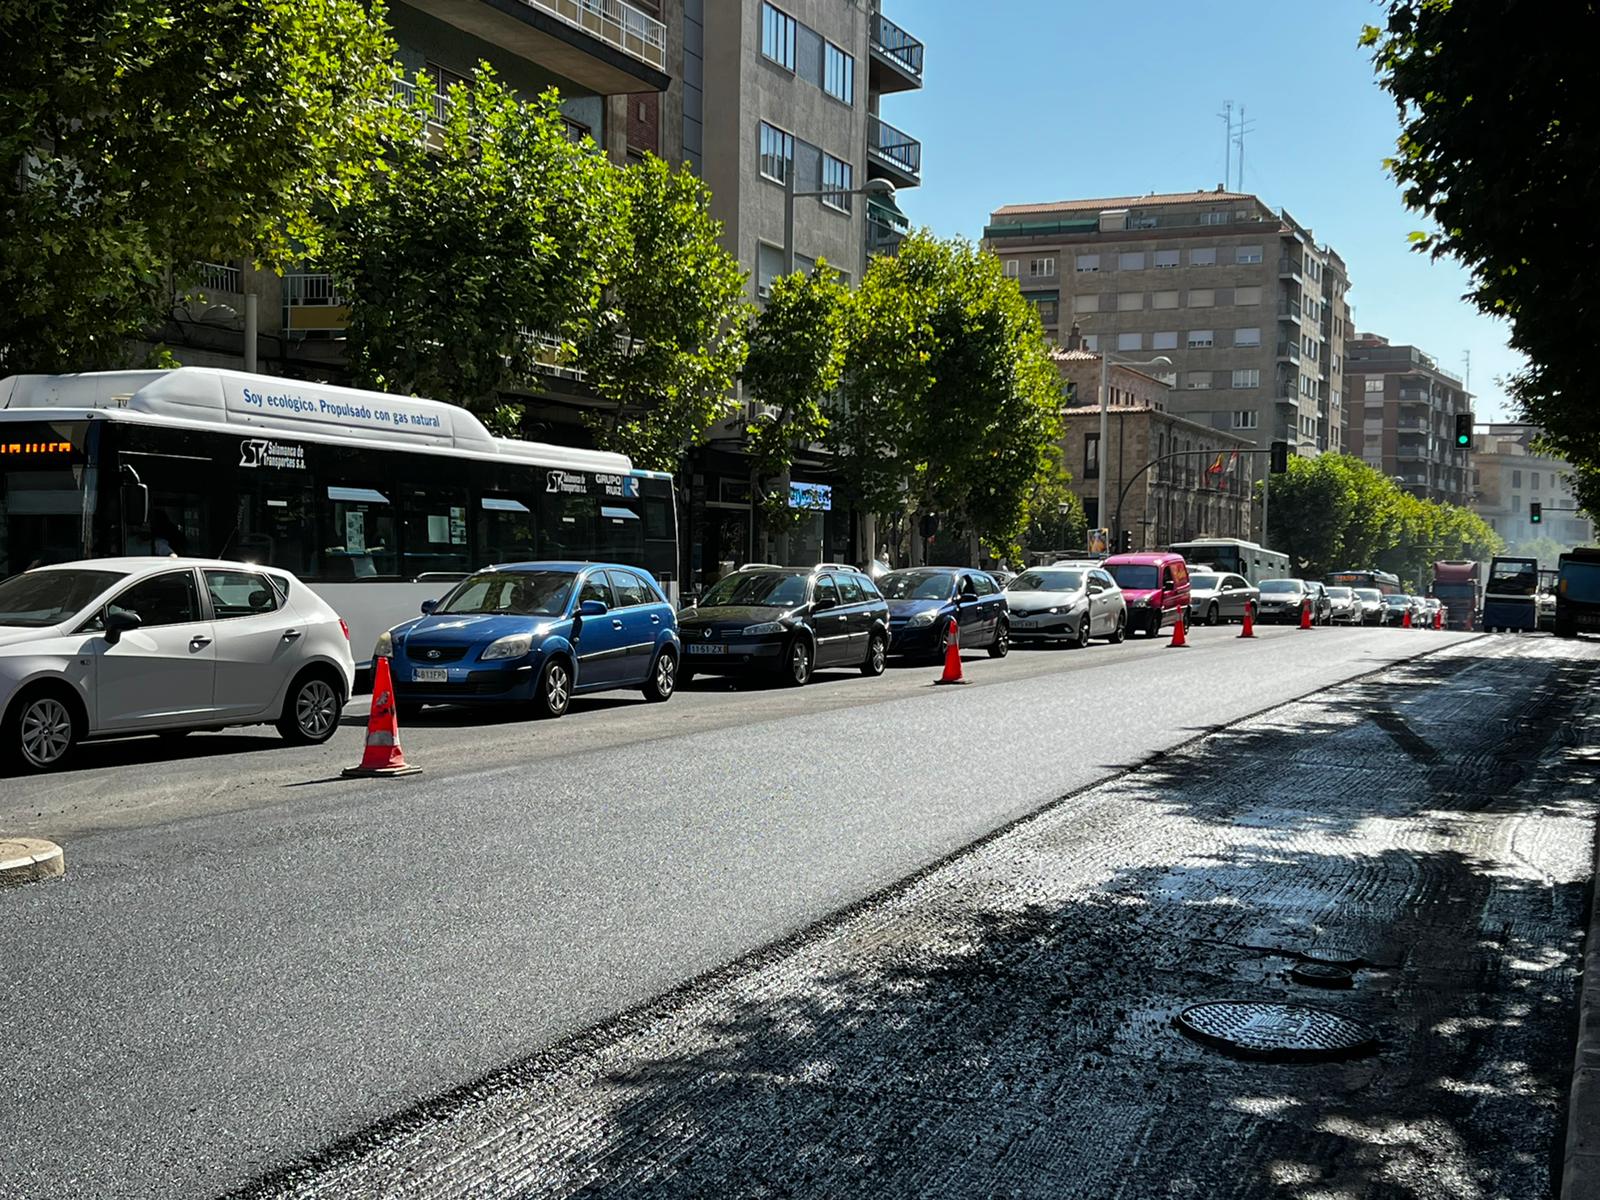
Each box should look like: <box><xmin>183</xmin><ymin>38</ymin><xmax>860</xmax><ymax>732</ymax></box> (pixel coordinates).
<box><xmin>742</xmin><ymin>621</ymin><xmax>785</xmax><ymax>636</ymax></box>
<box><xmin>907</xmin><ymin>610</ymin><xmax>940</xmax><ymax>627</ymax></box>
<box><xmin>374</xmin><ymin>630</ymin><xmax>393</xmax><ymax>659</ymax></box>
<box><xmin>480</xmin><ymin>633</ymin><xmax>534</xmax><ymax>660</ymax></box>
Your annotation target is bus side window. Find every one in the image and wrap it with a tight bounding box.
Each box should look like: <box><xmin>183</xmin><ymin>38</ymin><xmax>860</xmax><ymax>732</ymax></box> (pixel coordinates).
<box><xmin>322</xmin><ymin>486</ymin><xmax>397</xmax><ymax>578</ymax></box>
<box><xmin>477</xmin><ymin>495</ymin><xmax>535</xmax><ymax>567</ymax></box>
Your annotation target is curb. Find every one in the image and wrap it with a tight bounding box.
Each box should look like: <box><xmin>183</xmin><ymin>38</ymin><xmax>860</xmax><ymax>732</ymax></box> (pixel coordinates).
<box><xmin>0</xmin><ymin>837</ymin><xmax>64</xmax><ymax>888</ymax></box>
<box><xmin>1565</xmin><ymin>745</ymin><xmax>1600</xmax><ymax>1199</ymax></box>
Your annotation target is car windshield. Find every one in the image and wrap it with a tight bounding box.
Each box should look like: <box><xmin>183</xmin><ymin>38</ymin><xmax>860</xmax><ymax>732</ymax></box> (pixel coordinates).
<box><xmin>1259</xmin><ymin>579</ymin><xmax>1301</xmax><ymax>594</ymax></box>
<box><xmin>1383</xmin><ymin>595</ymin><xmax>1409</xmax><ymax>606</ymax></box>
<box><xmin>1563</xmin><ymin>562</ymin><xmax>1600</xmax><ymax>604</ymax></box>
<box><xmin>1354</xmin><ymin>588</ymin><xmax>1381</xmax><ymax>602</ymax></box>
<box><xmin>437</xmin><ymin>570</ymin><xmax>575</xmax><ymax>616</ymax></box>
<box><xmin>0</xmin><ymin>568</ymin><xmax>125</xmax><ymax>627</ymax></box>
<box><xmin>1187</xmin><ymin>573</ymin><xmax>1219</xmax><ymax>591</ymax></box>
<box><xmin>1327</xmin><ymin>587</ymin><xmax>1353</xmax><ymax>599</ymax></box>
<box><xmin>1489</xmin><ymin>561</ymin><xmax>1538</xmax><ymax>595</ymax></box>
<box><xmin>1009</xmin><ymin>569</ymin><xmax>1084</xmax><ymax>593</ymax></box>
<box><xmin>878</xmin><ymin>570</ymin><xmax>955</xmax><ymax>601</ymax></box>
<box><xmin>1108</xmin><ymin>564</ymin><xmax>1158</xmax><ymax>590</ymax></box>
<box><xmin>700</xmin><ymin>570</ymin><xmax>808</xmax><ymax>608</ymax></box>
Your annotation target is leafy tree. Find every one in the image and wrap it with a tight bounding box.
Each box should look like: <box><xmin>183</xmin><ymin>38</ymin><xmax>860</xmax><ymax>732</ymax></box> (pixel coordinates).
<box><xmin>1363</xmin><ymin>2</ymin><xmax>1600</xmax><ymax>516</ymax></box>
<box><xmin>0</xmin><ymin>0</ymin><xmax>398</xmax><ymax>374</ymax></box>
<box><xmin>332</xmin><ymin>70</ymin><xmax>616</xmax><ymax>425</ymax></box>
<box><xmin>742</xmin><ymin>265</ymin><xmax>850</xmax><ymax>530</ymax></box>
<box><xmin>1504</xmin><ymin>534</ymin><xmax>1568</xmax><ymax>571</ymax></box>
<box><xmin>1020</xmin><ymin>471</ymin><xmax>1088</xmax><ymax>564</ymax></box>
<box><xmin>580</xmin><ymin>155</ymin><xmax>748</xmax><ymax>470</ymax></box>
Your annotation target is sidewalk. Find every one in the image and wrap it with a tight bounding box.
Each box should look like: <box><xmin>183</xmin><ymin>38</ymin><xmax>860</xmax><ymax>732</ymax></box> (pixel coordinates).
<box><xmin>247</xmin><ymin>637</ymin><xmax>1599</xmax><ymax>1200</ymax></box>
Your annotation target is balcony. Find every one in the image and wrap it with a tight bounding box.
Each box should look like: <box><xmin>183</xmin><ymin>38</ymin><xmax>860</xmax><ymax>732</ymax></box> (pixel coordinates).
<box><xmin>1278</xmin><ymin>254</ymin><xmax>1302</xmax><ymax>280</ymax></box>
<box><xmin>1275</xmin><ymin>341</ymin><xmax>1300</xmax><ymax>363</ymax></box>
<box><xmin>867</xmin><ymin>113</ymin><xmax>921</xmax><ymax>188</ymax></box>
<box><xmin>283</xmin><ymin>272</ymin><xmax>348</xmax><ymax>336</ymax></box>
<box><xmin>869</xmin><ymin>12</ymin><xmax>923</xmax><ymax>93</ymax></box>
<box><xmin>195</xmin><ymin>261</ymin><xmax>241</xmax><ymax>294</ymax></box>
<box><xmin>403</xmin><ymin>0</ymin><xmax>669</xmax><ymax>96</ymax></box>
<box><xmin>867</xmin><ymin>194</ymin><xmax>909</xmax><ymax>257</ymax></box>
<box><xmin>1276</xmin><ymin>299</ymin><xmax>1301</xmax><ymax>321</ymax></box>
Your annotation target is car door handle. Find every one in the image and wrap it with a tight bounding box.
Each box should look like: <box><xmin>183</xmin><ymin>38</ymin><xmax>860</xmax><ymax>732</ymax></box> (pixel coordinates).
<box><xmin>650</xmin><ymin>614</ymin><xmax>661</xmax><ymax>624</ymax></box>
<box><xmin>190</xmin><ymin>635</ymin><xmax>212</xmax><ymax>649</ymax></box>
<box><xmin>612</xmin><ymin>619</ymin><xmax>624</xmax><ymax>629</ymax></box>
<box><xmin>282</xmin><ymin>628</ymin><xmax>302</xmax><ymax>642</ymax></box>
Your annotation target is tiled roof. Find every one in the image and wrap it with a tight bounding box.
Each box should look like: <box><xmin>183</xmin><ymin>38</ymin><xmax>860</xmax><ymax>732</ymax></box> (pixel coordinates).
<box><xmin>993</xmin><ymin>190</ymin><xmax>1256</xmax><ymax>218</ymax></box>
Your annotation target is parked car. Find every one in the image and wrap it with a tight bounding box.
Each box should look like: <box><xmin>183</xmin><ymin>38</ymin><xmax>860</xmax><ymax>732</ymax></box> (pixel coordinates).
<box><xmin>1324</xmin><ymin>586</ymin><xmax>1361</xmax><ymax>625</ymax></box>
<box><xmin>1186</xmin><ymin>571</ymin><xmax>1258</xmax><ymax>625</ymax></box>
<box><xmin>878</xmin><ymin>568</ymin><xmax>1009</xmax><ymax>659</ymax></box>
<box><xmin>1420</xmin><ymin>596</ymin><xmax>1444</xmax><ymax>628</ymax></box>
<box><xmin>0</xmin><ymin>558</ymin><xmax>355</xmax><ymax>772</ymax></box>
<box><xmin>1352</xmin><ymin>587</ymin><xmax>1385</xmax><ymax>625</ymax></box>
<box><xmin>677</xmin><ymin>564</ymin><xmax>889</xmax><ymax>686</ymax></box>
<box><xmin>1302</xmin><ymin>580</ymin><xmax>1335</xmax><ymax>626</ymax></box>
<box><xmin>1256</xmin><ymin>578</ymin><xmax>1313</xmax><ymax>625</ymax></box>
<box><xmin>382</xmin><ymin>562</ymin><xmax>679</xmax><ymax>718</ymax></box>
<box><xmin>1378</xmin><ymin>593</ymin><xmax>1415</xmax><ymax>626</ymax></box>
<box><xmin>1004</xmin><ymin>565</ymin><xmax>1126</xmax><ymax>646</ymax></box>
<box><xmin>1102</xmin><ymin>552</ymin><xmax>1192</xmax><ymax>637</ymax></box>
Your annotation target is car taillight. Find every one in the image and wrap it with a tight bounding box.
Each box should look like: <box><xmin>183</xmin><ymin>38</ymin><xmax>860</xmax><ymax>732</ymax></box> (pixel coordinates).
<box><xmin>339</xmin><ymin>619</ymin><xmax>350</xmax><ymax>641</ymax></box>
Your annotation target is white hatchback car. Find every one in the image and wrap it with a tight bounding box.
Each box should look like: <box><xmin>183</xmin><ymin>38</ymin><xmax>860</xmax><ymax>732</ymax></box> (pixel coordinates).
<box><xmin>0</xmin><ymin>558</ymin><xmax>355</xmax><ymax>772</ymax></box>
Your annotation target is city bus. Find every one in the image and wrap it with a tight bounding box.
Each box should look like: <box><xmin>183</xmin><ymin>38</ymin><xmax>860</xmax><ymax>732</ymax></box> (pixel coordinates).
<box><xmin>0</xmin><ymin>368</ymin><xmax>678</xmax><ymax>666</ymax></box>
<box><xmin>1555</xmin><ymin>547</ymin><xmax>1600</xmax><ymax>638</ymax></box>
<box><xmin>1165</xmin><ymin>538</ymin><xmax>1289</xmax><ymax>585</ymax></box>
<box><xmin>1325</xmin><ymin>568</ymin><xmax>1402</xmax><ymax>596</ymax></box>
<box><xmin>1481</xmin><ymin>555</ymin><xmax>1540</xmax><ymax>632</ymax></box>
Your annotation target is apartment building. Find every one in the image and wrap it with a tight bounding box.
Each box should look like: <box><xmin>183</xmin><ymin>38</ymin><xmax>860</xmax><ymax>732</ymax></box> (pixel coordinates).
<box><xmin>1472</xmin><ymin>424</ymin><xmax>1595</xmax><ymax>554</ymax></box>
<box><xmin>1343</xmin><ymin>333</ymin><xmax>1472</xmax><ymax>506</ymax></box>
<box><xmin>984</xmin><ymin>188</ymin><xmax>1354</xmax><ymax>459</ymax></box>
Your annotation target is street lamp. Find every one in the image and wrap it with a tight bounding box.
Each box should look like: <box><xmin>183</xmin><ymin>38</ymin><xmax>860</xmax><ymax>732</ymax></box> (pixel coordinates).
<box><xmin>1097</xmin><ymin>350</ymin><xmax>1173</xmax><ymax>534</ymax></box>
<box><xmin>784</xmin><ymin>175</ymin><xmax>896</xmax><ymax>276</ymax></box>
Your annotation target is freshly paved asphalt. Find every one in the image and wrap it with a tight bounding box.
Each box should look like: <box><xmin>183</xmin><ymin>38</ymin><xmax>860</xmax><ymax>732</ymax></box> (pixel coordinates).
<box><xmin>0</xmin><ymin>624</ymin><xmax>1485</xmax><ymax>1198</ymax></box>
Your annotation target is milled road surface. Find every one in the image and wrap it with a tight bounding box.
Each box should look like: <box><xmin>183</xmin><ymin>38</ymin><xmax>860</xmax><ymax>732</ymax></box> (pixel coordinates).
<box><xmin>0</xmin><ymin>626</ymin><xmax>1588</xmax><ymax>1199</ymax></box>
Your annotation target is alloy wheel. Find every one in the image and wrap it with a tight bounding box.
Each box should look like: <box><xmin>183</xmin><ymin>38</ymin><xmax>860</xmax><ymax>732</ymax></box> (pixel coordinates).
<box><xmin>20</xmin><ymin>697</ymin><xmax>73</xmax><ymax>768</ymax></box>
<box><xmin>296</xmin><ymin>680</ymin><xmax>339</xmax><ymax>740</ymax></box>
<box><xmin>655</xmin><ymin>653</ymin><xmax>676</xmax><ymax>697</ymax></box>
<box><xmin>547</xmin><ymin>663</ymin><xmax>570</xmax><ymax>712</ymax></box>
<box><xmin>789</xmin><ymin>642</ymin><xmax>811</xmax><ymax>684</ymax></box>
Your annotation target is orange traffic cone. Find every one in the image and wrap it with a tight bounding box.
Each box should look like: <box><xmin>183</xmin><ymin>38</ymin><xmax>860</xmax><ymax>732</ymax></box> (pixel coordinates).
<box><xmin>1299</xmin><ymin>602</ymin><xmax>1313</xmax><ymax>631</ymax></box>
<box><xmin>1239</xmin><ymin>602</ymin><xmax>1256</xmax><ymax>639</ymax></box>
<box><xmin>1434</xmin><ymin>608</ymin><xmax>1443</xmax><ymax>630</ymax></box>
<box><xmin>1402</xmin><ymin>608</ymin><xmax>1412</xmax><ymax>629</ymax></box>
<box><xmin>343</xmin><ymin>656</ymin><xmax>422</xmax><ymax>777</ymax></box>
<box><xmin>1168</xmin><ymin>607</ymin><xmax>1189</xmax><ymax>648</ymax></box>
<box><xmin>935</xmin><ymin>617</ymin><xmax>967</xmax><ymax>685</ymax></box>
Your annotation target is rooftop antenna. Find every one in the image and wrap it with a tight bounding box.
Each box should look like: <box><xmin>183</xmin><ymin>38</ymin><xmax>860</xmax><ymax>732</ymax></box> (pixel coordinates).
<box><xmin>1217</xmin><ymin>100</ymin><xmax>1233</xmax><ymax>188</ymax></box>
<box><xmin>1232</xmin><ymin>106</ymin><xmax>1257</xmax><ymax>192</ymax></box>
<box><xmin>1462</xmin><ymin>349</ymin><xmax>1471</xmax><ymax>394</ymax></box>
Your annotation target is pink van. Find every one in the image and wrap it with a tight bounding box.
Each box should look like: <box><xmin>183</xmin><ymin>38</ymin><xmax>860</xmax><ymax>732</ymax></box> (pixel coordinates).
<box><xmin>1102</xmin><ymin>552</ymin><xmax>1192</xmax><ymax>637</ymax></box>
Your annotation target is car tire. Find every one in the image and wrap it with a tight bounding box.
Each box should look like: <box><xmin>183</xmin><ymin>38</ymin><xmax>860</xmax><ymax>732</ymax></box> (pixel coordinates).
<box><xmin>4</xmin><ymin>686</ymin><xmax>81</xmax><ymax>774</ymax></box>
<box><xmin>276</xmin><ymin>669</ymin><xmax>343</xmax><ymax>745</ymax></box>
<box><xmin>533</xmin><ymin>657</ymin><xmax>572</xmax><ymax>718</ymax></box>
<box><xmin>1071</xmin><ymin>616</ymin><xmax>1091</xmax><ymax>649</ymax></box>
<box><xmin>643</xmin><ymin>648</ymin><xmax>677</xmax><ymax>702</ymax></box>
<box><xmin>862</xmin><ymin>631</ymin><xmax>888</xmax><ymax>676</ymax></box>
<box><xmin>987</xmin><ymin>621</ymin><xmax>1010</xmax><ymax>659</ymax></box>
<box><xmin>783</xmin><ymin>638</ymin><xmax>813</xmax><ymax>687</ymax></box>
<box><xmin>1108</xmin><ymin>611</ymin><xmax>1126</xmax><ymax>644</ymax></box>
<box><xmin>1205</xmin><ymin>602</ymin><xmax>1220</xmax><ymax>626</ymax></box>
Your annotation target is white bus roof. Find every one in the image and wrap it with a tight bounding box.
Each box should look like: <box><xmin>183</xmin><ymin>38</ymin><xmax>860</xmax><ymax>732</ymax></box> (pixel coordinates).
<box><xmin>0</xmin><ymin>367</ymin><xmax>640</xmax><ymax>475</ymax></box>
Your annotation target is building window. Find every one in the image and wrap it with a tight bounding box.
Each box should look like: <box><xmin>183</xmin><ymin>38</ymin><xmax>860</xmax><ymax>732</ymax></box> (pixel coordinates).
<box><xmin>1029</xmin><ymin>296</ymin><xmax>1059</xmax><ymax>324</ymax></box>
<box><xmin>1083</xmin><ymin>334</ymin><xmax>1100</xmax><ymax>351</ymax></box>
<box><xmin>823</xmin><ymin>42</ymin><xmax>853</xmax><ymax>103</ymax></box>
<box><xmin>1512</xmin><ymin>493</ymin><xmax>1521</xmax><ymax>510</ymax></box>
<box><xmin>1190</xmin><ymin>247</ymin><xmax>1217</xmax><ymax>266</ymax></box>
<box><xmin>1076</xmin><ymin>254</ymin><xmax>1100</xmax><ymax>273</ymax></box>
<box><xmin>821</xmin><ymin>153</ymin><xmax>852</xmax><ymax>210</ymax></box>
<box><xmin>1233</xmin><ymin>327</ymin><xmax>1261</xmax><ymax>347</ymax></box>
<box><xmin>1188</xmin><ymin>289</ymin><xmax>1215</xmax><ymax>308</ymax></box>
<box><xmin>1153</xmin><ymin>290</ymin><xmax>1179</xmax><ymax>310</ymax></box>
<box><xmin>1531</xmin><ymin>472</ymin><xmax>1541</xmax><ymax>489</ymax></box>
<box><xmin>1235</xmin><ymin>285</ymin><xmax>1262</xmax><ymax>305</ymax></box>
<box><xmin>1084</xmin><ymin>432</ymin><xmax>1101</xmax><ymax>479</ymax></box>
<box><xmin>1073</xmin><ymin>293</ymin><xmax>1100</xmax><ymax>313</ymax></box>
<box><xmin>1186</xmin><ymin>372</ymin><xmax>1213</xmax><ymax>389</ymax></box>
<box><xmin>1117</xmin><ymin>332</ymin><xmax>1142</xmax><ymax>351</ymax></box>
<box><xmin>1232</xmin><ymin>409</ymin><xmax>1259</xmax><ymax>428</ymax></box>
<box><xmin>1117</xmin><ymin>291</ymin><xmax>1143</xmax><ymax>311</ymax></box>
<box><xmin>1365</xmin><ymin>377</ymin><xmax>1385</xmax><ymax>393</ymax></box>
<box><xmin>1029</xmin><ymin>257</ymin><xmax>1056</xmax><ymax>278</ymax></box>
<box><xmin>1235</xmin><ymin>245</ymin><xmax>1263</xmax><ymax>264</ymax></box>
<box><xmin>1198</xmin><ymin>211</ymin><xmax>1229</xmax><ymax>226</ymax></box>
<box><xmin>1232</xmin><ymin>369</ymin><xmax>1260</xmax><ymax>389</ymax></box>
<box><xmin>1154</xmin><ymin>249</ymin><xmax>1179</xmax><ymax>269</ymax></box>
<box><xmin>1512</xmin><ymin>469</ymin><xmax>1522</xmax><ymax>487</ymax></box>
<box><xmin>758</xmin><ymin>121</ymin><xmax>794</xmax><ymax>183</ymax></box>
<box><xmin>1188</xmin><ymin>330</ymin><xmax>1214</xmax><ymax>348</ymax></box>
<box><xmin>1152</xmin><ymin>330</ymin><xmax>1178</xmax><ymax>350</ymax></box>
<box><xmin>761</xmin><ymin>3</ymin><xmax>796</xmax><ymax>69</ymax></box>
<box><xmin>1119</xmin><ymin>251</ymin><xmax>1145</xmax><ymax>270</ymax></box>
<box><xmin>1004</xmin><ymin>259</ymin><xmax>1019</xmax><ymax>278</ymax></box>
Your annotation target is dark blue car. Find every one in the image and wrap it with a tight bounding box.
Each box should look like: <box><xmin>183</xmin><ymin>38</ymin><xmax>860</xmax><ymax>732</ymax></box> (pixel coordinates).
<box><xmin>878</xmin><ymin>568</ymin><xmax>1010</xmax><ymax>659</ymax></box>
<box><xmin>379</xmin><ymin>562</ymin><xmax>679</xmax><ymax>718</ymax></box>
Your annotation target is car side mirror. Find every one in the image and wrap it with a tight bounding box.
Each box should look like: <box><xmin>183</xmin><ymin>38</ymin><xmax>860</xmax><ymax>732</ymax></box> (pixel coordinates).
<box><xmin>104</xmin><ymin>609</ymin><xmax>141</xmax><ymax>646</ymax></box>
<box><xmin>579</xmin><ymin>599</ymin><xmax>608</xmax><ymax>617</ymax></box>
<box><xmin>420</xmin><ymin>598</ymin><xmax>439</xmax><ymax>615</ymax></box>
<box><xmin>960</xmin><ymin>592</ymin><xmax>979</xmax><ymax>604</ymax></box>
<box><xmin>812</xmin><ymin>595</ymin><xmax>836</xmax><ymax>611</ymax></box>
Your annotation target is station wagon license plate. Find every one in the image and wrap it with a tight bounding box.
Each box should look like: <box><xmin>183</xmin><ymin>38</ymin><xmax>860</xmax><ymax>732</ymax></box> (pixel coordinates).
<box><xmin>687</xmin><ymin>643</ymin><xmax>726</xmax><ymax>655</ymax></box>
<box><xmin>412</xmin><ymin>668</ymin><xmax>449</xmax><ymax>682</ymax></box>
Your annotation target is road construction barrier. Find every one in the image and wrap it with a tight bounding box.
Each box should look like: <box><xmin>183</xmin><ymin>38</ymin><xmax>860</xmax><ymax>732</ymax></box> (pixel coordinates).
<box><xmin>342</xmin><ymin>656</ymin><xmax>422</xmax><ymax>777</ymax></box>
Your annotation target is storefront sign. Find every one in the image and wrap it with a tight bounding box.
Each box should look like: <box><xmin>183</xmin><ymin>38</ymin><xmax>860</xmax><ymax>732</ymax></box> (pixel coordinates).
<box><xmin>239</xmin><ymin>438</ymin><xmax>306</xmax><ymax>471</ymax></box>
<box><xmin>789</xmin><ymin>482</ymin><xmax>832</xmax><ymax>511</ymax></box>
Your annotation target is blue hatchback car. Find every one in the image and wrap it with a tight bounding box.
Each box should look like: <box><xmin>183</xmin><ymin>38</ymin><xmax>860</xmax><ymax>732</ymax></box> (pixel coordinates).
<box><xmin>379</xmin><ymin>562</ymin><xmax>680</xmax><ymax>718</ymax></box>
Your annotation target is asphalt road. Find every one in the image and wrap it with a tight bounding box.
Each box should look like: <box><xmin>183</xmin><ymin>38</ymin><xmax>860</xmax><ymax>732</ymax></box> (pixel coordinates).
<box><xmin>0</xmin><ymin>623</ymin><xmax>1508</xmax><ymax>1198</ymax></box>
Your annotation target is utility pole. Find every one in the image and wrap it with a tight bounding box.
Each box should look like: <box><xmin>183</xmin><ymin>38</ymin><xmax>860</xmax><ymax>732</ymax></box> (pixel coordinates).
<box><xmin>1232</xmin><ymin>106</ymin><xmax>1257</xmax><ymax>192</ymax></box>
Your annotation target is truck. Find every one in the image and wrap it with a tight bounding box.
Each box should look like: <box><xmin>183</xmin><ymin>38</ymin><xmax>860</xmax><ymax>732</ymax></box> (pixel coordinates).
<box><xmin>1430</xmin><ymin>560</ymin><xmax>1481</xmax><ymax>631</ymax></box>
<box><xmin>1554</xmin><ymin>547</ymin><xmax>1600</xmax><ymax>638</ymax></box>
<box><xmin>1481</xmin><ymin>555</ymin><xmax>1540</xmax><ymax>632</ymax></box>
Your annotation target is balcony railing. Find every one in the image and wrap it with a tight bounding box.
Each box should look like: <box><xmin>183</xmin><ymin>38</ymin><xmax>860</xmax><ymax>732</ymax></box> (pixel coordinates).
<box><xmin>867</xmin><ymin>114</ymin><xmax>921</xmax><ymax>182</ymax></box>
<box><xmin>195</xmin><ymin>261</ymin><xmax>240</xmax><ymax>293</ymax></box>
<box><xmin>285</xmin><ymin>273</ymin><xmax>341</xmax><ymax>306</ymax></box>
<box><xmin>1275</xmin><ymin>341</ymin><xmax>1300</xmax><ymax>362</ymax></box>
<box><xmin>393</xmin><ymin>77</ymin><xmax>450</xmax><ymax>127</ymax></box>
<box><xmin>870</xmin><ymin>13</ymin><xmax>924</xmax><ymax>79</ymax></box>
<box><xmin>520</xmin><ymin>0</ymin><xmax>666</xmax><ymax>72</ymax></box>
<box><xmin>1278</xmin><ymin>255</ymin><xmax>1302</xmax><ymax>278</ymax></box>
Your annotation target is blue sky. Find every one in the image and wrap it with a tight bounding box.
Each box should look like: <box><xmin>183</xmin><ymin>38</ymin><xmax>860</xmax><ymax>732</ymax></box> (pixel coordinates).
<box><xmin>880</xmin><ymin>0</ymin><xmax>1521</xmax><ymax>420</ymax></box>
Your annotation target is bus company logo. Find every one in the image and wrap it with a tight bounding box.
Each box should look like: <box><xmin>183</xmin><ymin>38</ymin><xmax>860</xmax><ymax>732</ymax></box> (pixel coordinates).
<box><xmin>239</xmin><ymin>439</ymin><xmax>307</xmax><ymax>471</ymax></box>
<box><xmin>547</xmin><ymin>470</ymin><xmax>588</xmax><ymax>495</ymax></box>
<box><xmin>593</xmin><ymin>472</ymin><xmax>638</xmax><ymax>499</ymax></box>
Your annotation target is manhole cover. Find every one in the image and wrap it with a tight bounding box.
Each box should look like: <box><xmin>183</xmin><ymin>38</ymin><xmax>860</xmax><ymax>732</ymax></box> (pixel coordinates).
<box><xmin>1290</xmin><ymin>962</ymin><xmax>1355</xmax><ymax>989</ymax></box>
<box><xmin>1176</xmin><ymin>1002</ymin><xmax>1377</xmax><ymax>1061</ymax></box>
<box><xmin>1300</xmin><ymin>946</ymin><xmax>1364</xmax><ymax>967</ymax></box>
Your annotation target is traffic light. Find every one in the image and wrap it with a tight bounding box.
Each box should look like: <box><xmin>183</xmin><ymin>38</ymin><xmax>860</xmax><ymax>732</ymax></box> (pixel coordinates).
<box><xmin>1531</xmin><ymin>501</ymin><xmax>1542</xmax><ymax>525</ymax></box>
<box><xmin>1118</xmin><ymin>529</ymin><xmax>1134</xmax><ymax>553</ymax></box>
<box><xmin>1270</xmin><ymin>440</ymin><xmax>1289</xmax><ymax>474</ymax></box>
<box><xmin>1454</xmin><ymin>412</ymin><xmax>1473</xmax><ymax>448</ymax></box>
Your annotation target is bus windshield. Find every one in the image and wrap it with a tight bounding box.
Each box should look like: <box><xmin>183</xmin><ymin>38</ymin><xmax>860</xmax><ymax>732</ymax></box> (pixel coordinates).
<box><xmin>1488</xmin><ymin>560</ymin><xmax>1538</xmax><ymax>596</ymax></box>
<box><xmin>1561</xmin><ymin>562</ymin><xmax>1600</xmax><ymax>605</ymax></box>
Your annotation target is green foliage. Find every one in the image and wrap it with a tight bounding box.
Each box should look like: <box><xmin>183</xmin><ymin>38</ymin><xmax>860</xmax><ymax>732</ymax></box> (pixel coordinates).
<box><xmin>1021</xmin><ymin>472</ymin><xmax>1088</xmax><ymax>563</ymax></box>
<box><xmin>580</xmin><ymin>155</ymin><xmax>748</xmax><ymax>471</ymax></box>
<box><xmin>1267</xmin><ymin>453</ymin><xmax>1503</xmax><ymax>588</ymax></box>
<box><xmin>1364</xmin><ymin>1</ymin><xmax>1600</xmax><ymax>517</ymax></box>
<box><xmin>831</xmin><ymin>232</ymin><xmax>1064</xmax><ymax>563</ymax></box>
<box><xmin>0</xmin><ymin>0</ymin><xmax>398</xmax><ymax>374</ymax></box>
<box><xmin>333</xmin><ymin>69</ymin><xmax>616</xmax><ymax>418</ymax></box>
<box><xmin>743</xmin><ymin>264</ymin><xmax>850</xmax><ymax>530</ymax></box>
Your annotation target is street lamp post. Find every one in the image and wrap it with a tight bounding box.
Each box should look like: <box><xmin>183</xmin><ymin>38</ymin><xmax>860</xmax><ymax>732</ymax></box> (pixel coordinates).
<box><xmin>783</xmin><ymin>173</ymin><xmax>896</xmax><ymax>277</ymax></box>
<box><xmin>1097</xmin><ymin>350</ymin><xmax>1172</xmax><ymax>538</ymax></box>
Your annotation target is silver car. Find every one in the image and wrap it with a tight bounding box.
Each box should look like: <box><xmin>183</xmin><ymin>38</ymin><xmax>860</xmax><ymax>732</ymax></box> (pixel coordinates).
<box><xmin>1186</xmin><ymin>571</ymin><xmax>1258</xmax><ymax>625</ymax></box>
<box><xmin>0</xmin><ymin>558</ymin><xmax>355</xmax><ymax>772</ymax></box>
<box><xmin>1005</xmin><ymin>565</ymin><xmax>1127</xmax><ymax>647</ymax></box>
<box><xmin>1352</xmin><ymin>587</ymin><xmax>1384</xmax><ymax>625</ymax></box>
<box><xmin>1256</xmin><ymin>578</ymin><xmax>1312</xmax><ymax>624</ymax></box>
<box><xmin>1324</xmin><ymin>586</ymin><xmax>1361</xmax><ymax>624</ymax></box>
